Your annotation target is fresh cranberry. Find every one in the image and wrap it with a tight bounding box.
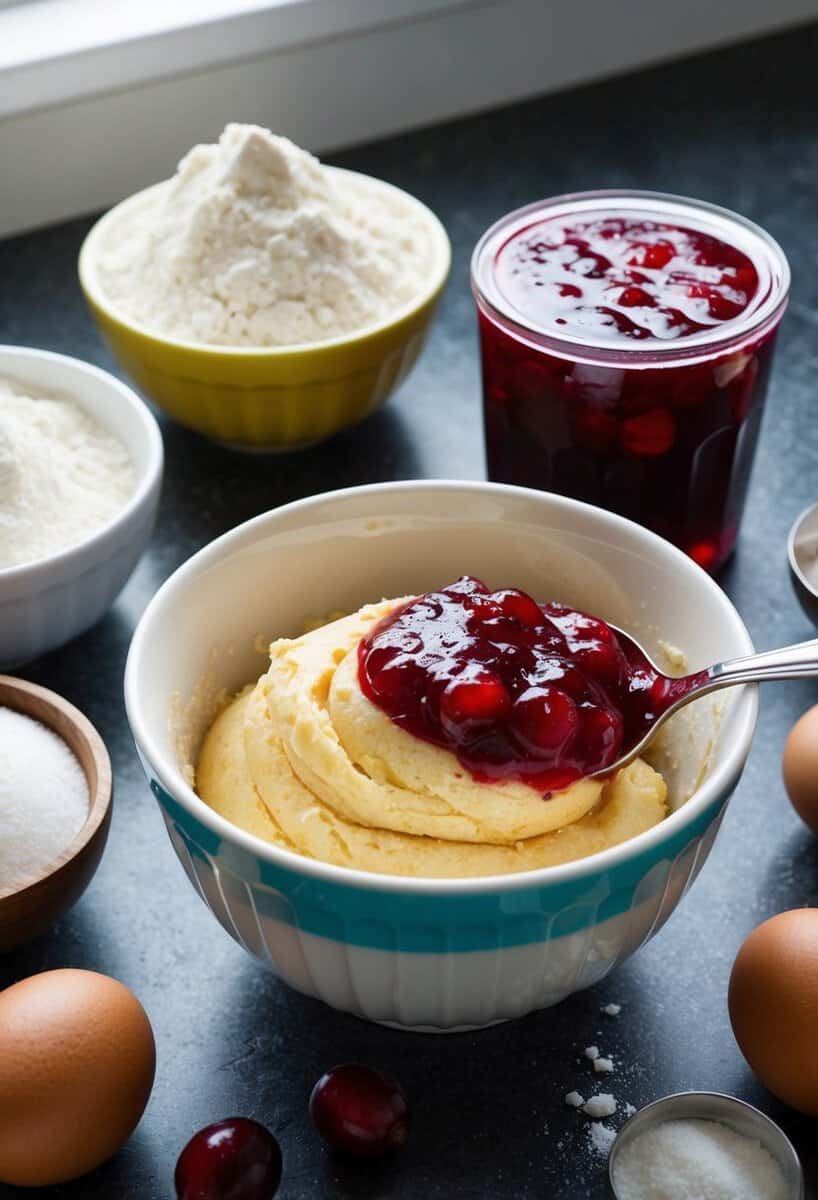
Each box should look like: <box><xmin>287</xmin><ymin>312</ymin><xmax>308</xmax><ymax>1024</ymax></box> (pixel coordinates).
<box><xmin>175</xmin><ymin>1119</ymin><xmax>282</xmax><ymax>1200</ymax></box>
<box><xmin>310</xmin><ymin>1065</ymin><xmax>410</xmax><ymax>1158</ymax></box>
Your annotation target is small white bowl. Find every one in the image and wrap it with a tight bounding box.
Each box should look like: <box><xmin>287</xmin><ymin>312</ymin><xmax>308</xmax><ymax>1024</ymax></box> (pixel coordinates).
<box><xmin>126</xmin><ymin>481</ymin><xmax>757</xmax><ymax>1031</ymax></box>
<box><xmin>0</xmin><ymin>347</ymin><xmax>163</xmax><ymax>668</ymax></box>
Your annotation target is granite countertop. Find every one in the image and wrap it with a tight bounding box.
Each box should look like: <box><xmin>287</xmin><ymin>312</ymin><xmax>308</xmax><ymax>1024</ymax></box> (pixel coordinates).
<box><xmin>3</xmin><ymin>22</ymin><xmax>818</xmax><ymax>1199</ymax></box>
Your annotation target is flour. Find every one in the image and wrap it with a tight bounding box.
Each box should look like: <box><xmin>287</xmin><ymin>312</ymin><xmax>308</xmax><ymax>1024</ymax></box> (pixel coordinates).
<box><xmin>97</xmin><ymin>124</ymin><xmax>435</xmax><ymax>348</ymax></box>
<box><xmin>0</xmin><ymin>376</ymin><xmax>135</xmax><ymax>570</ymax></box>
<box><xmin>0</xmin><ymin>707</ymin><xmax>89</xmax><ymax>891</ymax></box>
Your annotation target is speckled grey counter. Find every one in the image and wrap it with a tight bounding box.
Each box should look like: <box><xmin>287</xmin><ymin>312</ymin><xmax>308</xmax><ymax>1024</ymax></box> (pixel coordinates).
<box><xmin>3</xmin><ymin>23</ymin><xmax>818</xmax><ymax>1199</ymax></box>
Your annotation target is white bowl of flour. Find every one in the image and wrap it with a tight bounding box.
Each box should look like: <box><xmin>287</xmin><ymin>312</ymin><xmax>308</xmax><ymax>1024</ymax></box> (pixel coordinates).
<box><xmin>0</xmin><ymin>347</ymin><xmax>163</xmax><ymax>667</ymax></box>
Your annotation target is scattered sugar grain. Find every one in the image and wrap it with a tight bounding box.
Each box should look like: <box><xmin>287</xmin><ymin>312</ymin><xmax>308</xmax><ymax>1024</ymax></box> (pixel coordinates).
<box><xmin>587</xmin><ymin>1121</ymin><xmax>617</xmax><ymax>1158</ymax></box>
<box><xmin>603</xmin><ymin>1003</ymin><xmax>622</xmax><ymax>1016</ymax></box>
<box><xmin>594</xmin><ymin>1057</ymin><xmax>615</xmax><ymax>1074</ymax></box>
<box><xmin>565</xmin><ymin>1091</ymin><xmax>585</xmax><ymax>1108</ymax></box>
<box><xmin>0</xmin><ymin>707</ymin><xmax>89</xmax><ymax>890</ymax></box>
<box><xmin>584</xmin><ymin>1045</ymin><xmax>600</xmax><ymax>1061</ymax></box>
<box><xmin>582</xmin><ymin>1094</ymin><xmax>617</xmax><ymax>1119</ymax></box>
<box><xmin>611</xmin><ymin>1118</ymin><xmax>788</xmax><ymax>1200</ymax></box>
<box><xmin>624</xmin><ymin>1103</ymin><xmax>637</xmax><ymax>1117</ymax></box>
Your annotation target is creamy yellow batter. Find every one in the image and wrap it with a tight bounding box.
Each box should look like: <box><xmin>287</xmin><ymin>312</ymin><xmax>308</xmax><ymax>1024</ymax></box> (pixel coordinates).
<box><xmin>196</xmin><ymin>602</ymin><xmax>668</xmax><ymax>878</ymax></box>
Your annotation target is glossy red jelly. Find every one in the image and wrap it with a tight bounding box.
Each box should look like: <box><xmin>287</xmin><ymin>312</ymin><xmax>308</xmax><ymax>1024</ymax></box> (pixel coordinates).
<box><xmin>358</xmin><ymin>576</ymin><xmax>688</xmax><ymax>794</ymax></box>
<box><xmin>472</xmin><ymin>192</ymin><xmax>790</xmax><ymax>572</ymax></box>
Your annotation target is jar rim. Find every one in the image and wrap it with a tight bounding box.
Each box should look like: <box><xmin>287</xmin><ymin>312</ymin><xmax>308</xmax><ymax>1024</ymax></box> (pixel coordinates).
<box><xmin>470</xmin><ymin>189</ymin><xmax>791</xmax><ymax>367</ymax></box>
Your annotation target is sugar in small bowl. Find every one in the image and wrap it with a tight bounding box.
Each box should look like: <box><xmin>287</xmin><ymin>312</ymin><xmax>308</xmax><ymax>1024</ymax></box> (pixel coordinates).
<box><xmin>608</xmin><ymin>1092</ymin><xmax>803</xmax><ymax>1200</ymax></box>
<box><xmin>0</xmin><ymin>676</ymin><xmax>112</xmax><ymax>950</ymax></box>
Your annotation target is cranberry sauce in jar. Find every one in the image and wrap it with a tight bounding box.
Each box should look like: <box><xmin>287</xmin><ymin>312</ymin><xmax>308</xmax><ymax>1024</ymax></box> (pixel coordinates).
<box><xmin>471</xmin><ymin>191</ymin><xmax>790</xmax><ymax>572</ymax></box>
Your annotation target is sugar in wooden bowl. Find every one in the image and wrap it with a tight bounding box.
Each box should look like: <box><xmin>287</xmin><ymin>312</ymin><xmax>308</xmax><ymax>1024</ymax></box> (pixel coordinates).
<box><xmin>0</xmin><ymin>676</ymin><xmax>111</xmax><ymax>951</ymax></box>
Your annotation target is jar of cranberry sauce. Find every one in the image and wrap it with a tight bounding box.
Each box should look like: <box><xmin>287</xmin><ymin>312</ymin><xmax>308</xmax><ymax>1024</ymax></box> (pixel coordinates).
<box><xmin>471</xmin><ymin>191</ymin><xmax>790</xmax><ymax>572</ymax></box>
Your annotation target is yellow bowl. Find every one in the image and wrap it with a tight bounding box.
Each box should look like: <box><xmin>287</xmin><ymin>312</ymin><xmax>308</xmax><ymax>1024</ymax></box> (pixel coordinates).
<box><xmin>78</xmin><ymin>170</ymin><xmax>451</xmax><ymax>450</ymax></box>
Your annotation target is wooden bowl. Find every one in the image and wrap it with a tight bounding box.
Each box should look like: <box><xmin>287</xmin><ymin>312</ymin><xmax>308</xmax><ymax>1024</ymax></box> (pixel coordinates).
<box><xmin>0</xmin><ymin>676</ymin><xmax>112</xmax><ymax>951</ymax></box>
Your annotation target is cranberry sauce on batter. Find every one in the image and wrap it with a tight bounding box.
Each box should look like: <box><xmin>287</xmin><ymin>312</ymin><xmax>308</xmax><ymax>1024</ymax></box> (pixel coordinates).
<box><xmin>357</xmin><ymin>577</ymin><xmax>689</xmax><ymax>795</ymax></box>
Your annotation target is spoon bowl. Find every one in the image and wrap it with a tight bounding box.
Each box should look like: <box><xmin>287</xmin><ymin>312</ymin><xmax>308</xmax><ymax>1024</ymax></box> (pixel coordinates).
<box><xmin>594</xmin><ymin>625</ymin><xmax>818</xmax><ymax>779</ymax></box>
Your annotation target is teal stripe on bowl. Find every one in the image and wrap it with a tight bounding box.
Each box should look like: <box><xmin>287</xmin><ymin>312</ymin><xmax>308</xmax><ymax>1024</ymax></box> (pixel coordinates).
<box><xmin>151</xmin><ymin>778</ymin><xmax>730</xmax><ymax>953</ymax></box>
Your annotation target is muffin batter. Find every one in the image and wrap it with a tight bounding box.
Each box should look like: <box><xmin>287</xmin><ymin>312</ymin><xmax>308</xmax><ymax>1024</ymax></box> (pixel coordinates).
<box><xmin>196</xmin><ymin>600</ymin><xmax>667</xmax><ymax>878</ymax></box>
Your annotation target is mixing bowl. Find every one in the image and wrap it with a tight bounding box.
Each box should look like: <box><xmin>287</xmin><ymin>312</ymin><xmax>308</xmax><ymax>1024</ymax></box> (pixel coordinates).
<box><xmin>125</xmin><ymin>482</ymin><xmax>757</xmax><ymax>1030</ymax></box>
<box><xmin>78</xmin><ymin>171</ymin><xmax>451</xmax><ymax>451</ymax></box>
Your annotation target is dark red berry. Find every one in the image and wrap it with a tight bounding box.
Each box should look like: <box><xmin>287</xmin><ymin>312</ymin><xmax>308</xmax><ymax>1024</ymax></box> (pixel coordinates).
<box><xmin>620</xmin><ymin>407</ymin><xmax>675</xmax><ymax>457</ymax></box>
<box><xmin>618</xmin><ymin>285</ymin><xmax>655</xmax><ymax>308</ymax></box>
<box><xmin>575</xmin><ymin>406</ymin><xmax>619</xmax><ymax>452</ymax></box>
<box><xmin>578</xmin><ymin>706</ymin><xmax>623</xmax><ymax>770</ymax></box>
<box><xmin>572</xmin><ymin>640</ymin><xmax>625</xmax><ymax>688</ymax></box>
<box><xmin>688</xmin><ymin>540</ymin><xmax>717</xmax><ymax>570</ymax></box>
<box><xmin>175</xmin><ymin>1118</ymin><xmax>282</xmax><ymax>1200</ymax></box>
<box><xmin>493</xmin><ymin>588</ymin><xmax>544</xmax><ymax>628</ymax></box>
<box><xmin>626</xmin><ymin>240</ymin><xmax>675</xmax><ymax>270</ymax></box>
<box><xmin>512</xmin><ymin>687</ymin><xmax>578</xmax><ymax>754</ymax></box>
<box><xmin>310</xmin><ymin>1064</ymin><xmax>410</xmax><ymax>1158</ymax></box>
<box><xmin>439</xmin><ymin>675</ymin><xmax>511</xmax><ymax>732</ymax></box>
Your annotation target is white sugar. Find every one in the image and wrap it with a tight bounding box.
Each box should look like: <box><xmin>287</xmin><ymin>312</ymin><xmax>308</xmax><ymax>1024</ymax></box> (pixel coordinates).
<box><xmin>602</xmin><ymin>1003</ymin><xmax>622</xmax><ymax>1016</ymax></box>
<box><xmin>594</xmin><ymin>1057</ymin><xmax>615</xmax><ymax>1074</ymax></box>
<box><xmin>584</xmin><ymin>1045</ymin><xmax>600</xmax><ymax>1061</ymax></box>
<box><xmin>588</xmin><ymin>1121</ymin><xmax>617</xmax><ymax>1157</ymax></box>
<box><xmin>611</xmin><ymin>1118</ymin><xmax>788</xmax><ymax>1200</ymax></box>
<box><xmin>565</xmin><ymin>1091</ymin><xmax>586</xmax><ymax>1108</ymax></box>
<box><xmin>583</xmin><ymin>1094</ymin><xmax>617</xmax><ymax>1119</ymax></box>
<box><xmin>0</xmin><ymin>707</ymin><xmax>89</xmax><ymax>891</ymax></box>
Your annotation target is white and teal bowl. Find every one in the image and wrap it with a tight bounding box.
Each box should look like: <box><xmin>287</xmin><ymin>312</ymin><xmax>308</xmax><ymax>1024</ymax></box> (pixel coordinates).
<box><xmin>125</xmin><ymin>481</ymin><xmax>756</xmax><ymax>1031</ymax></box>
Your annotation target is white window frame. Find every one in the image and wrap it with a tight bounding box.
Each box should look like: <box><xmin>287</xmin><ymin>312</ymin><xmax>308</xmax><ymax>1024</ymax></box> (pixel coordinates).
<box><xmin>0</xmin><ymin>0</ymin><xmax>815</xmax><ymax>238</ymax></box>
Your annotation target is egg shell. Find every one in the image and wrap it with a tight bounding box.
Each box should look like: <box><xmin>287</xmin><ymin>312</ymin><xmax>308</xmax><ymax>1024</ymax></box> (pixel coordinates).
<box><xmin>0</xmin><ymin>968</ymin><xmax>155</xmax><ymax>1186</ymax></box>
<box><xmin>782</xmin><ymin>704</ymin><xmax>818</xmax><ymax>833</ymax></box>
<box><xmin>729</xmin><ymin>909</ymin><xmax>818</xmax><ymax>1115</ymax></box>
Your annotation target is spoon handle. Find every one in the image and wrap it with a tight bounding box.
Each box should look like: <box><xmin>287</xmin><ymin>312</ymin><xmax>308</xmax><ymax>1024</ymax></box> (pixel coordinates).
<box><xmin>700</xmin><ymin>636</ymin><xmax>818</xmax><ymax>690</ymax></box>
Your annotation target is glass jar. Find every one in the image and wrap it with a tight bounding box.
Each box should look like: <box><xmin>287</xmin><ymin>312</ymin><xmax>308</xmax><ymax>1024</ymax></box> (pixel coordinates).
<box><xmin>471</xmin><ymin>190</ymin><xmax>790</xmax><ymax>572</ymax></box>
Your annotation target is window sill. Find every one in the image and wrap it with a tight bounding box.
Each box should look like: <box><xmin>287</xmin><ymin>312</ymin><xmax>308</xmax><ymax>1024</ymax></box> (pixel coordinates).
<box><xmin>0</xmin><ymin>0</ymin><xmax>815</xmax><ymax>238</ymax></box>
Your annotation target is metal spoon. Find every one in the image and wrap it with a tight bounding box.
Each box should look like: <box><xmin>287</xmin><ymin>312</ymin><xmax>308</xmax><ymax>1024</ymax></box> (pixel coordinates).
<box><xmin>590</xmin><ymin>628</ymin><xmax>818</xmax><ymax>779</ymax></box>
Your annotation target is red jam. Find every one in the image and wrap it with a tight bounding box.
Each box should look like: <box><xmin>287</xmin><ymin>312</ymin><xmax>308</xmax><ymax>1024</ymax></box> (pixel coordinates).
<box><xmin>358</xmin><ymin>577</ymin><xmax>687</xmax><ymax>795</ymax></box>
<box><xmin>474</xmin><ymin>195</ymin><xmax>789</xmax><ymax>573</ymax></box>
<box><xmin>495</xmin><ymin>216</ymin><xmax>759</xmax><ymax>342</ymax></box>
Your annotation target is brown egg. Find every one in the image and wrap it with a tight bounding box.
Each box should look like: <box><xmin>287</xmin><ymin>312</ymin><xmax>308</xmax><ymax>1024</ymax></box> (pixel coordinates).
<box><xmin>729</xmin><ymin>909</ymin><xmax>818</xmax><ymax>1114</ymax></box>
<box><xmin>0</xmin><ymin>969</ymin><xmax>155</xmax><ymax>1186</ymax></box>
<box><xmin>782</xmin><ymin>704</ymin><xmax>818</xmax><ymax>832</ymax></box>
